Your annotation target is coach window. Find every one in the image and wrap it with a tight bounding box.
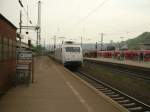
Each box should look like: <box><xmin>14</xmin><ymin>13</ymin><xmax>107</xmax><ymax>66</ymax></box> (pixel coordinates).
<box><xmin>12</xmin><ymin>40</ymin><xmax>16</xmax><ymax>59</ymax></box>
<box><xmin>9</xmin><ymin>38</ymin><xmax>13</xmax><ymax>59</ymax></box>
<box><xmin>3</xmin><ymin>43</ymin><xmax>6</xmax><ymax>60</ymax></box>
<box><xmin>3</xmin><ymin>38</ymin><xmax>6</xmax><ymax>60</ymax></box>
<box><xmin>3</xmin><ymin>37</ymin><xmax>8</xmax><ymax>60</ymax></box>
<box><xmin>13</xmin><ymin>47</ymin><xmax>16</xmax><ymax>59</ymax></box>
<box><xmin>65</xmin><ymin>47</ymin><xmax>80</xmax><ymax>52</ymax></box>
<box><xmin>0</xmin><ymin>35</ymin><xmax>2</xmax><ymax>61</ymax></box>
<box><xmin>11</xmin><ymin>39</ymin><xmax>13</xmax><ymax>59</ymax></box>
<box><xmin>6</xmin><ymin>38</ymin><xmax>9</xmax><ymax>59</ymax></box>
<box><xmin>8</xmin><ymin>38</ymin><xmax>10</xmax><ymax>59</ymax></box>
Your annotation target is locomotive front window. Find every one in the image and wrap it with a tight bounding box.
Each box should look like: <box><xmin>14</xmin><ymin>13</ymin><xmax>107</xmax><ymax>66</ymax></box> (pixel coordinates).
<box><xmin>65</xmin><ymin>47</ymin><xmax>80</xmax><ymax>52</ymax></box>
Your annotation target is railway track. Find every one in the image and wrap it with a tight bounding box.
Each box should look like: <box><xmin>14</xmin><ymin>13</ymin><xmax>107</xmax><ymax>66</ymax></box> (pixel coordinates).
<box><xmin>75</xmin><ymin>70</ymin><xmax>150</xmax><ymax>112</ymax></box>
<box><xmin>109</xmin><ymin>67</ymin><xmax>150</xmax><ymax>81</ymax></box>
<box><xmin>84</xmin><ymin>60</ymin><xmax>150</xmax><ymax>81</ymax></box>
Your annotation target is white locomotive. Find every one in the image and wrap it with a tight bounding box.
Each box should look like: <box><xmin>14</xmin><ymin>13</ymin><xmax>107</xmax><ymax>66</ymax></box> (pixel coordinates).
<box><xmin>55</xmin><ymin>41</ymin><xmax>83</xmax><ymax>68</ymax></box>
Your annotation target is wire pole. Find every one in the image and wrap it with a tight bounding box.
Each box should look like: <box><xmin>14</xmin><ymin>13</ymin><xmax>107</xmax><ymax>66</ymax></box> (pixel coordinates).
<box><xmin>26</xmin><ymin>5</ymin><xmax>29</xmax><ymax>34</ymax></box>
<box><xmin>44</xmin><ymin>39</ymin><xmax>45</xmax><ymax>55</ymax></box>
<box><xmin>19</xmin><ymin>10</ymin><xmax>22</xmax><ymax>51</ymax></box>
<box><xmin>54</xmin><ymin>35</ymin><xmax>56</xmax><ymax>51</ymax></box>
<box><xmin>120</xmin><ymin>37</ymin><xmax>126</xmax><ymax>49</ymax></box>
<box><xmin>120</xmin><ymin>37</ymin><xmax>124</xmax><ymax>42</ymax></box>
<box><xmin>81</xmin><ymin>36</ymin><xmax>83</xmax><ymax>48</ymax></box>
<box><xmin>101</xmin><ymin>33</ymin><xmax>104</xmax><ymax>51</ymax></box>
<box><xmin>37</xmin><ymin>0</ymin><xmax>41</xmax><ymax>46</ymax></box>
<box><xmin>96</xmin><ymin>42</ymin><xmax>98</xmax><ymax>51</ymax></box>
<box><xmin>38</xmin><ymin>1</ymin><xmax>41</xmax><ymax>45</ymax></box>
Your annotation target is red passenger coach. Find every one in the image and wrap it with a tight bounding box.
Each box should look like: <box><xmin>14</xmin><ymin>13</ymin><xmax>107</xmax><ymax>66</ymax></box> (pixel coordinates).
<box><xmin>0</xmin><ymin>14</ymin><xmax>17</xmax><ymax>93</ymax></box>
<box><xmin>138</xmin><ymin>50</ymin><xmax>150</xmax><ymax>62</ymax></box>
<box><xmin>84</xmin><ymin>50</ymin><xmax>97</xmax><ymax>58</ymax></box>
<box><xmin>124</xmin><ymin>50</ymin><xmax>138</xmax><ymax>60</ymax></box>
<box><xmin>97</xmin><ymin>51</ymin><xmax>113</xmax><ymax>58</ymax></box>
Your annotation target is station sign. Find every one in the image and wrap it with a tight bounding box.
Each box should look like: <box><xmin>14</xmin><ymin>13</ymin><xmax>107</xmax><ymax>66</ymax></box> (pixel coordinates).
<box><xmin>17</xmin><ymin>51</ymin><xmax>33</xmax><ymax>69</ymax></box>
<box><xmin>17</xmin><ymin>51</ymin><xmax>32</xmax><ymax>60</ymax></box>
<box><xmin>16</xmin><ymin>64</ymin><xmax>29</xmax><ymax>70</ymax></box>
<box><xmin>17</xmin><ymin>60</ymin><xmax>32</xmax><ymax>64</ymax></box>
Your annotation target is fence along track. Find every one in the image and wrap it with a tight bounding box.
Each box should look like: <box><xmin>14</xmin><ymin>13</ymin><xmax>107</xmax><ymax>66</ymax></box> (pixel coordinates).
<box><xmin>75</xmin><ymin>70</ymin><xmax>150</xmax><ymax>112</ymax></box>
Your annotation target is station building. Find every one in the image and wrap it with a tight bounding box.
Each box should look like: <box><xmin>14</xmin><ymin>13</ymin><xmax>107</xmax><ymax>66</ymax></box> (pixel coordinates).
<box><xmin>0</xmin><ymin>13</ymin><xmax>17</xmax><ymax>93</ymax></box>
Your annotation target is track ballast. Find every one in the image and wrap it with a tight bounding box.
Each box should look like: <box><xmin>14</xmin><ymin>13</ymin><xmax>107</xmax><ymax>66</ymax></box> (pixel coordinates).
<box><xmin>75</xmin><ymin>70</ymin><xmax>150</xmax><ymax>112</ymax></box>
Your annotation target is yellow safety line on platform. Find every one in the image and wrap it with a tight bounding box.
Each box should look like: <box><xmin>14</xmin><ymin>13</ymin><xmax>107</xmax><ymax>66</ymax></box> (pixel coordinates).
<box><xmin>64</xmin><ymin>80</ymin><xmax>94</xmax><ymax>112</ymax></box>
<box><xmin>53</xmin><ymin>65</ymin><xmax>94</xmax><ymax>112</ymax></box>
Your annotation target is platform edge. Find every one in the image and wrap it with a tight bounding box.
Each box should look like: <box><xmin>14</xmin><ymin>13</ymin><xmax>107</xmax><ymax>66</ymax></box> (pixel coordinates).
<box><xmin>64</xmin><ymin>68</ymin><xmax>129</xmax><ymax>112</ymax></box>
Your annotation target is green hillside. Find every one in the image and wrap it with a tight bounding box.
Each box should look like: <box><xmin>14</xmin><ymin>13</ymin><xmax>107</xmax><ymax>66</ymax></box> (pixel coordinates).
<box><xmin>126</xmin><ymin>32</ymin><xmax>150</xmax><ymax>49</ymax></box>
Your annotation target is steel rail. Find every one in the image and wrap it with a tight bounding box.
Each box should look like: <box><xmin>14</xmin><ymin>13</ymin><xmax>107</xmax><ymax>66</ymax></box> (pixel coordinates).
<box><xmin>75</xmin><ymin>70</ymin><xmax>150</xmax><ymax>112</ymax></box>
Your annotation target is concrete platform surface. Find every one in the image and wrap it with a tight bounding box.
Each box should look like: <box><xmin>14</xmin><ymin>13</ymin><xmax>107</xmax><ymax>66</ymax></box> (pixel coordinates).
<box><xmin>0</xmin><ymin>56</ymin><xmax>126</xmax><ymax>112</ymax></box>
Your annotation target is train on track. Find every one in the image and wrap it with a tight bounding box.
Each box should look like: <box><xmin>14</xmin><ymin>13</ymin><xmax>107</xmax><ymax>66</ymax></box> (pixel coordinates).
<box><xmin>84</xmin><ymin>50</ymin><xmax>150</xmax><ymax>62</ymax></box>
<box><xmin>55</xmin><ymin>41</ymin><xmax>83</xmax><ymax>68</ymax></box>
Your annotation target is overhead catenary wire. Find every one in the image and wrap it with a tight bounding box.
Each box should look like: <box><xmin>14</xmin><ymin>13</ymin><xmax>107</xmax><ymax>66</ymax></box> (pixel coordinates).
<box><xmin>19</xmin><ymin>0</ymin><xmax>32</xmax><ymax>24</ymax></box>
<box><xmin>70</xmin><ymin>0</ymin><xmax>110</xmax><ymax>40</ymax></box>
<box><xmin>76</xmin><ymin>0</ymin><xmax>110</xmax><ymax>25</ymax></box>
<box><xmin>71</xmin><ymin>0</ymin><xmax>150</xmax><ymax>43</ymax></box>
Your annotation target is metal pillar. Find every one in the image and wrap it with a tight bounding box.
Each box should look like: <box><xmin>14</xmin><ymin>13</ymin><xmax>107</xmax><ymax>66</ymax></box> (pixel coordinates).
<box><xmin>101</xmin><ymin>33</ymin><xmax>103</xmax><ymax>51</ymax></box>
<box><xmin>37</xmin><ymin>0</ymin><xmax>41</xmax><ymax>46</ymax></box>
<box><xmin>19</xmin><ymin>10</ymin><xmax>22</xmax><ymax>51</ymax></box>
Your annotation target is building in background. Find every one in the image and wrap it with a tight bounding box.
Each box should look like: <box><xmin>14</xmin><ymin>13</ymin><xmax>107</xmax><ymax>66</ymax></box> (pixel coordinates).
<box><xmin>139</xmin><ymin>43</ymin><xmax>150</xmax><ymax>50</ymax></box>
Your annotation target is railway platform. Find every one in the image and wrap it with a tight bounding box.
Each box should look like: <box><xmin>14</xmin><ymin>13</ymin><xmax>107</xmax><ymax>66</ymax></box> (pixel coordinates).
<box><xmin>0</xmin><ymin>56</ymin><xmax>127</xmax><ymax>112</ymax></box>
<box><xmin>84</xmin><ymin>57</ymin><xmax>150</xmax><ymax>68</ymax></box>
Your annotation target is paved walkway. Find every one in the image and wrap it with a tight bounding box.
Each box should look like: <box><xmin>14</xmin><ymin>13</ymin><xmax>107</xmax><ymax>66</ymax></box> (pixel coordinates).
<box><xmin>0</xmin><ymin>56</ymin><xmax>126</xmax><ymax>112</ymax></box>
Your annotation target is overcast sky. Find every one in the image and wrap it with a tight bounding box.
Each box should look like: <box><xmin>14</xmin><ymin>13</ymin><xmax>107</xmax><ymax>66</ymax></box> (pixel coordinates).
<box><xmin>0</xmin><ymin>0</ymin><xmax>150</xmax><ymax>45</ymax></box>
